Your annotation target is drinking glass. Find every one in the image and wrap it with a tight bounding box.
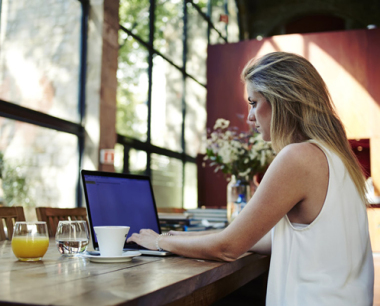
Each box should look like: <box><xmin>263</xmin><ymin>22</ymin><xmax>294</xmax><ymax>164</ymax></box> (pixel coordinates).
<box><xmin>12</xmin><ymin>222</ymin><xmax>49</xmax><ymax>261</ymax></box>
<box><xmin>55</xmin><ymin>220</ymin><xmax>89</xmax><ymax>256</ymax></box>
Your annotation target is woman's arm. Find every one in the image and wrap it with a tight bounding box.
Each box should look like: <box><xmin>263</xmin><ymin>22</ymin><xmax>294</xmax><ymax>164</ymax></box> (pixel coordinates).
<box><xmin>168</xmin><ymin>229</ymin><xmax>222</xmax><ymax>236</ymax></box>
<box><xmin>128</xmin><ymin>143</ymin><xmax>322</xmax><ymax>261</ymax></box>
<box><xmin>169</xmin><ymin>227</ymin><xmax>271</xmax><ymax>253</ymax></box>
<box><xmin>248</xmin><ymin>230</ymin><xmax>271</xmax><ymax>255</ymax></box>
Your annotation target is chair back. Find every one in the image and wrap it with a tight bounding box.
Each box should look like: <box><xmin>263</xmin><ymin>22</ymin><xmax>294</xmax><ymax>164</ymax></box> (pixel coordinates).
<box><xmin>35</xmin><ymin>207</ymin><xmax>88</xmax><ymax>237</ymax></box>
<box><xmin>0</xmin><ymin>206</ymin><xmax>26</xmax><ymax>241</ymax></box>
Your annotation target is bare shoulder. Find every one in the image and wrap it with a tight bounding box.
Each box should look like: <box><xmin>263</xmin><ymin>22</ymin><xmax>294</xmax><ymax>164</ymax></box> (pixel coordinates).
<box><xmin>251</xmin><ymin>141</ymin><xmax>328</xmax><ymax>219</ymax></box>
<box><xmin>273</xmin><ymin>142</ymin><xmax>327</xmax><ymax>172</ymax></box>
<box><xmin>279</xmin><ymin>141</ymin><xmax>325</xmax><ymax>158</ymax></box>
<box><xmin>243</xmin><ymin>142</ymin><xmax>328</xmax><ymax>232</ymax></box>
<box><xmin>260</xmin><ymin>142</ymin><xmax>328</xmax><ymax>198</ymax></box>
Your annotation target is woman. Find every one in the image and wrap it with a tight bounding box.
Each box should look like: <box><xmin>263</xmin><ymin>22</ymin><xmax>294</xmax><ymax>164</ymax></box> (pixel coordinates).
<box><xmin>128</xmin><ymin>52</ymin><xmax>374</xmax><ymax>305</ymax></box>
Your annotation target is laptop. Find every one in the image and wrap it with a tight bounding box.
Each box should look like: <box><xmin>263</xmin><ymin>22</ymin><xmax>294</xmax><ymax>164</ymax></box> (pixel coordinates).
<box><xmin>81</xmin><ymin>169</ymin><xmax>172</xmax><ymax>256</ymax></box>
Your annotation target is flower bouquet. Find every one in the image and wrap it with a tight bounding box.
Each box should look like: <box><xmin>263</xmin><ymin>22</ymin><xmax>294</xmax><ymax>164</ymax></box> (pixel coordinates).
<box><xmin>204</xmin><ymin>118</ymin><xmax>274</xmax><ymax>181</ymax></box>
<box><xmin>204</xmin><ymin>118</ymin><xmax>275</xmax><ymax>222</ymax></box>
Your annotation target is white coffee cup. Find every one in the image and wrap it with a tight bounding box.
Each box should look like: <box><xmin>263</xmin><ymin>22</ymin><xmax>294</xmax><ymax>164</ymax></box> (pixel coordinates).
<box><xmin>94</xmin><ymin>226</ymin><xmax>130</xmax><ymax>257</ymax></box>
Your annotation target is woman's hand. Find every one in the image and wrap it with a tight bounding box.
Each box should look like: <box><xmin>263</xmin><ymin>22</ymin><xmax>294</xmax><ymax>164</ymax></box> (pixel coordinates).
<box><xmin>127</xmin><ymin>229</ymin><xmax>160</xmax><ymax>250</ymax></box>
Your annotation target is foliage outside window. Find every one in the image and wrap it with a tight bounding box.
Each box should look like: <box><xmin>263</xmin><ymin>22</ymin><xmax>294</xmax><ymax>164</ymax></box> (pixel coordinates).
<box><xmin>117</xmin><ymin>35</ymin><xmax>149</xmax><ymax>141</ymax></box>
<box><xmin>116</xmin><ymin>0</ymin><xmax>239</xmax><ymax>209</ymax></box>
<box><xmin>0</xmin><ymin>0</ymin><xmax>83</xmax><ymax>213</ymax></box>
<box><xmin>0</xmin><ymin>152</ymin><xmax>33</xmax><ymax>207</ymax></box>
<box><xmin>119</xmin><ymin>0</ymin><xmax>150</xmax><ymax>42</ymax></box>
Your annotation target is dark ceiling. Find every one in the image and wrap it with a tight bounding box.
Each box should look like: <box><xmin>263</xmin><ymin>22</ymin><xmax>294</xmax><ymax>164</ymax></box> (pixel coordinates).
<box><xmin>235</xmin><ymin>0</ymin><xmax>380</xmax><ymax>40</ymax></box>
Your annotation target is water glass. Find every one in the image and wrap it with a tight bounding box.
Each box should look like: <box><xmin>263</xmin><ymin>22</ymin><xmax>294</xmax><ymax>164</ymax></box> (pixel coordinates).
<box><xmin>55</xmin><ymin>220</ymin><xmax>89</xmax><ymax>256</ymax></box>
<box><xmin>12</xmin><ymin>222</ymin><xmax>49</xmax><ymax>261</ymax></box>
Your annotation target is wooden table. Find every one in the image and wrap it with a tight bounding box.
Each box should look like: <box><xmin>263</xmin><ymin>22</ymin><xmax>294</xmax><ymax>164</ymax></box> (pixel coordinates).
<box><xmin>0</xmin><ymin>239</ymin><xmax>270</xmax><ymax>306</ymax></box>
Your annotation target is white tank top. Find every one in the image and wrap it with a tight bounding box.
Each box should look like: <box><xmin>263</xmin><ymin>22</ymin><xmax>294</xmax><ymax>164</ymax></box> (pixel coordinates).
<box><xmin>266</xmin><ymin>140</ymin><xmax>374</xmax><ymax>306</ymax></box>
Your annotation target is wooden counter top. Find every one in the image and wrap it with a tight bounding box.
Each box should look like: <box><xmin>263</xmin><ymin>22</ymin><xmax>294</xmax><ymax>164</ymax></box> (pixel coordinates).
<box><xmin>0</xmin><ymin>239</ymin><xmax>270</xmax><ymax>305</ymax></box>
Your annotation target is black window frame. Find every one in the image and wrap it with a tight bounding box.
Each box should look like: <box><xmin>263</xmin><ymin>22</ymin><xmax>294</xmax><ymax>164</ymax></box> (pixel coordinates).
<box><xmin>0</xmin><ymin>0</ymin><xmax>89</xmax><ymax>208</ymax></box>
<box><xmin>117</xmin><ymin>0</ymin><xmax>232</xmax><ymax>208</ymax></box>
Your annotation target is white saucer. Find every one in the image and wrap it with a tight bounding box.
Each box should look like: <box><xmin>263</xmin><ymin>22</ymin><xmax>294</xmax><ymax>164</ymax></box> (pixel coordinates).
<box><xmin>82</xmin><ymin>251</ymin><xmax>141</xmax><ymax>263</ymax></box>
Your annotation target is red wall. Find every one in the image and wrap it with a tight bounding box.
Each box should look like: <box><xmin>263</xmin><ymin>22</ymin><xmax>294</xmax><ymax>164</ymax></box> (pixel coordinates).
<box><xmin>200</xmin><ymin>28</ymin><xmax>380</xmax><ymax>207</ymax></box>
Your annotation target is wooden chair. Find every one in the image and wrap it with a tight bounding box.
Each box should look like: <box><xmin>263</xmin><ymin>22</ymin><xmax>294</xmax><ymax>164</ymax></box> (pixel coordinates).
<box><xmin>35</xmin><ymin>207</ymin><xmax>88</xmax><ymax>237</ymax></box>
<box><xmin>0</xmin><ymin>206</ymin><xmax>26</xmax><ymax>241</ymax></box>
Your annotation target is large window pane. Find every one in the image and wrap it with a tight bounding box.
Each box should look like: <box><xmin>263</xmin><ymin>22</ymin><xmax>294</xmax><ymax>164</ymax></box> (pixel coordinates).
<box><xmin>151</xmin><ymin>56</ymin><xmax>183</xmax><ymax>152</ymax></box>
<box><xmin>0</xmin><ymin>0</ymin><xmax>81</xmax><ymax>122</ymax></box>
<box><xmin>151</xmin><ymin>154</ymin><xmax>183</xmax><ymax>208</ymax></box>
<box><xmin>184</xmin><ymin>162</ymin><xmax>198</xmax><ymax>209</ymax></box>
<box><xmin>187</xmin><ymin>3</ymin><xmax>208</xmax><ymax>84</ymax></box>
<box><xmin>210</xmin><ymin>29</ymin><xmax>226</xmax><ymax>45</ymax></box>
<box><xmin>227</xmin><ymin>0</ymin><xmax>239</xmax><ymax>42</ymax></box>
<box><xmin>114</xmin><ymin>143</ymin><xmax>124</xmax><ymax>173</ymax></box>
<box><xmin>155</xmin><ymin>0</ymin><xmax>183</xmax><ymax>67</ymax></box>
<box><xmin>113</xmin><ymin>145</ymin><xmax>147</xmax><ymax>175</ymax></box>
<box><xmin>119</xmin><ymin>0</ymin><xmax>150</xmax><ymax>43</ymax></box>
<box><xmin>192</xmin><ymin>0</ymin><xmax>208</xmax><ymax>14</ymax></box>
<box><xmin>185</xmin><ymin>78</ymin><xmax>207</xmax><ymax>157</ymax></box>
<box><xmin>0</xmin><ymin>118</ymin><xmax>78</xmax><ymax>219</ymax></box>
<box><xmin>129</xmin><ymin>149</ymin><xmax>147</xmax><ymax>175</ymax></box>
<box><xmin>117</xmin><ymin>36</ymin><xmax>149</xmax><ymax>141</ymax></box>
<box><xmin>211</xmin><ymin>0</ymin><xmax>227</xmax><ymax>38</ymax></box>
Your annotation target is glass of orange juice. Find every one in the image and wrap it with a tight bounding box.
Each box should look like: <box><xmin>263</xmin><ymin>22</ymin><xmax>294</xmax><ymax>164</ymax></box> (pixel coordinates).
<box><xmin>12</xmin><ymin>222</ymin><xmax>49</xmax><ymax>261</ymax></box>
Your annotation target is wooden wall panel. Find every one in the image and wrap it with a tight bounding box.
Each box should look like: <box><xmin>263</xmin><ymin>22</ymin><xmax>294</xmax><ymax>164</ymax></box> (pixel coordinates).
<box><xmin>202</xmin><ymin>28</ymin><xmax>380</xmax><ymax>207</ymax></box>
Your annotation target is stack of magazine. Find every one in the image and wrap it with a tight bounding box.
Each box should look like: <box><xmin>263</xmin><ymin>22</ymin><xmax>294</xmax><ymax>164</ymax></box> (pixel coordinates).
<box><xmin>185</xmin><ymin>208</ymin><xmax>228</xmax><ymax>229</ymax></box>
<box><xmin>158</xmin><ymin>208</ymin><xmax>227</xmax><ymax>232</ymax></box>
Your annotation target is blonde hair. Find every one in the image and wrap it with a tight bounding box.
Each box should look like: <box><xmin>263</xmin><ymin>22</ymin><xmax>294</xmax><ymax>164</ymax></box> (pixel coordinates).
<box><xmin>242</xmin><ymin>52</ymin><xmax>368</xmax><ymax>205</ymax></box>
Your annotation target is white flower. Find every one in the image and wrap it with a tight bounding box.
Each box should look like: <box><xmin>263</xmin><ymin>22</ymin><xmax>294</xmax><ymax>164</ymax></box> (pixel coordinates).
<box><xmin>213</xmin><ymin>118</ymin><xmax>230</xmax><ymax>130</ymax></box>
<box><xmin>260</xmin><ymin>151</ymin><xmax>266</xmax><ymax>166</ymax></box>
<box><xmin>211</xmin><ymin>132</ymin><xmax>219</xmax><ymax>141</ymax></box>
<box><xmin>249</xmin><ymin>150</ymin><xmax>258</xmax><ymax>160</ymax></box>
<box><xmin>231</xmin><ymin>140</ymin><xmax>242</xmax><ymax>149</ymax></box>
<box><xmin>253</xmin><ymin>142</ymin><xmax>264</xmax><ymax>151</ymax></box>
<box><xmin>205</xmin><ymin>118</ymin><xmax>274</xmax><ymax>178</ymax></box>
<box><xmin>239</xmin><ymin>168</ymin><xmax>251</xmax><ymax>177</ymax></box>
<box><xmin>219</xmin><ymin>146</ymin><xmax>232</xmax><ymax>164</ymax></box>
<box><xmin>224</xmin><ymin>130</ymin><xmax>232</xmax><ymax>139</ymax></box>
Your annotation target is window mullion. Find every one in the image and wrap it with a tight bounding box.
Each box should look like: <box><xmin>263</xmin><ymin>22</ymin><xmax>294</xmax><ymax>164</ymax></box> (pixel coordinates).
<box><xmin>77</xmin><ymin>0</ymin><xmax>89</xmax><ymax>207</ymax></box>
<box><xmin>146</xmin><ymin>0</ymin><xmax>156</xmax><ymax>177</ymax></box>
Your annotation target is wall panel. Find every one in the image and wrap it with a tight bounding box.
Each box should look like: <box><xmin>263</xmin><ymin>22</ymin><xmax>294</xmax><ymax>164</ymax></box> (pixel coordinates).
<box><xmin>202</xmin><ymin>28</ymin><xmax>380</xmax><ymax>207</ymax></box>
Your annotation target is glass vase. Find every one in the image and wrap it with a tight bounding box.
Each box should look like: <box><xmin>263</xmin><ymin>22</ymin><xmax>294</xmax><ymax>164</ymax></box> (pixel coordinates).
<box><xmin>227</xmin><ymin>175</ymin><xmax>251</xmax><ymax>223</ymax></box>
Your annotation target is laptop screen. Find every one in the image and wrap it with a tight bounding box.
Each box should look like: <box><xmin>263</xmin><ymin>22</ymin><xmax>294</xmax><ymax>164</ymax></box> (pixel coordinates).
<box><xmin>81</xmin><ymin>170</ymin><xmax>161</xmax><ymax>249</ymax></box>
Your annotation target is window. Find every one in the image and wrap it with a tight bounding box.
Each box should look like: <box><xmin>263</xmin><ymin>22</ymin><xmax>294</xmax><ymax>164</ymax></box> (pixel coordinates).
<box><xmin>0</xmin><ymin>118</ymin><xmax>79</xmax><ymax>207</ymax></box>
<box><xmin>0</xmin><ymin>0</ymin><xmax>87</xmax><ymax>210</ymax></box>
<box><xmin>116</xmin><ymin>0</ymin><xmax>238</xmax><ymax>209</ymax></box>
<box><xmin>117</xmin><ymin>35</ymin><xmax>149</xmax><ymax>141</ymax></box>
<box><xmin>211</xmin><ymin>0</ymin><xmax>227</xmax><ymax>38</ymax></box>
<box><xmin>154</xmin><ymin>0</ymin><xmax>184</xmax><ymax>66</ymax></box>
<box><xmin>151</xmin><ymin>55</ymin><xmax>183</xmax><ymax>152</ymax></box>
<box><xmin>0</xmin><ymin>0</ymin><xmax>82</xmax><ymax>123</ymax></box>
<box><xmin>187</xmin><ymin>3</ymin><xmax>208</xmax><ymax>84</ymax></box>
<box><xmin>119</xmin><ymin>0</ymin><xmax>150</xmax><ymax>43</ymax></box>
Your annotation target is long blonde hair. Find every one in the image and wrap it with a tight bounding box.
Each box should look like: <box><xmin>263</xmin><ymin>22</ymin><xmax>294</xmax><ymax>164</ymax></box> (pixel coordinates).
<box><xmin>242</xmin><ymin>52</ymin><xmax>368</xmax><ymax>205</ymax></box>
